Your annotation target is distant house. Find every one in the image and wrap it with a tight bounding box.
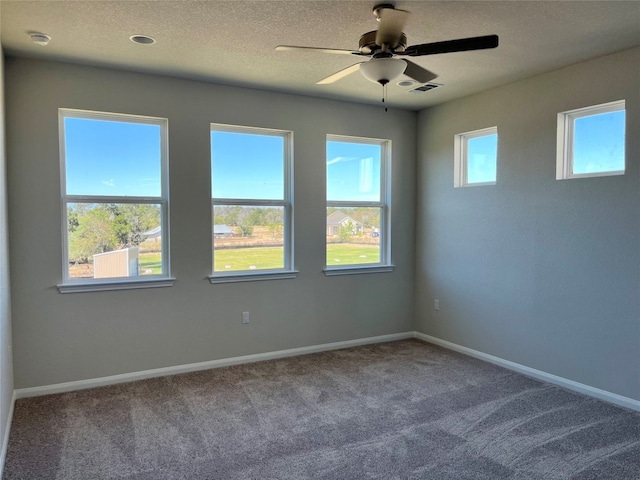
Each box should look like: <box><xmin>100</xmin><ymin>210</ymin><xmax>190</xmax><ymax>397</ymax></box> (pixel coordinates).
<box><xmin>326</xmin><ymin>211</ymin><xmax>363</xmax><ymax>236</ymax></box>
<box><xmin>213</xmin><ymin>224</ymin><xmax>235</xmax><ymax>238</ymax></box>
<box><xmin>142</xmin><ymin>226</ymin><xmax>161</xmax><ymax>242</ymax></box>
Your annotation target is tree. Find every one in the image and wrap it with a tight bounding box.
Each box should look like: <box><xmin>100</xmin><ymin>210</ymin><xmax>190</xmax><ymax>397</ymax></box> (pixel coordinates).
<box><xmin>238</xmin><ymin>223</ymin><xmax>253</xmax><ymax>236</ymax></box>
<box><xmin>337</xmin><ymin>221</ymin><xmax>355</xmax><ymax>242</ymax></box>
<box><xmin>68</xmin><ymin>205</ymin><xmax>118</xmax><ymax>263</ymax></box>
<box><xmin>268</xmin><ymin>222</ymin><xmax>283</xmax><ymax>239</ymax></box>
<box><xmin>67</xmin><ymin>203</ymin><xmax>160</xmax><ymax>264</ymax></box>
<box><xmin>114</xmin><ymin>204</ymin><xmax>160</xmax><ymax>245</ymax></box>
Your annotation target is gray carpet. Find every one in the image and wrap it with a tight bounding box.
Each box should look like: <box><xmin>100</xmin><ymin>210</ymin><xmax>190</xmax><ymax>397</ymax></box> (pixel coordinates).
<box><xmin>4</xmin><ymin>339</ymin><xmax>640</xmax><ymax>479</ymax></box>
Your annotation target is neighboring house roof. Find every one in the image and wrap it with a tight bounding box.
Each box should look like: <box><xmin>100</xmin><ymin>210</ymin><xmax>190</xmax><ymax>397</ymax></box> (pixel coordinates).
<box><xmin>326</xmin><ymin>211</ymin><xmax>361</xmax><ymax>227</ymax></box>
<box><xmin>213</xmin><ymin>224</ymin><xmax>234</xmax><ymax>235</ymax></box>
<box><xmin>143</xmin><ymin>226</ymin><xmax>161</xmax><ymax>238</ymax></box>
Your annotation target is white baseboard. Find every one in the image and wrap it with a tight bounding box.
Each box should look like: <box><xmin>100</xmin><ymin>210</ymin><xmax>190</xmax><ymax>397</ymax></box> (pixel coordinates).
<box><xmin>414</xmin><ymin>332</ymin><xmax>640</xmax><ymax>412</ymax></box>
<box><xmin>13</xmin><ymin>331</ymin><xmax>639</xmax><ymax>412</ymax></box>
<box><xmin>14</xmin><ymin>332</ymin><xmax>414</xmax><ymax>399</ymax></box>
<box><xmin>0</xmin><ymin>390</ymin><xmax>16</xmax><ymax>478</ymax></box>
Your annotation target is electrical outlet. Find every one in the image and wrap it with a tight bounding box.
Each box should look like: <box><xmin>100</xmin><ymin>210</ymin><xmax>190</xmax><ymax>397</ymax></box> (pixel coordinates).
<box><xmin>242</xmin><ymin>311</ymin><xmax>250</xmax><ymax>324</ymax></box>
<box><xmin>434</xmin><ymin>299</ymin><xmax>440</xmax><ymax>311</ymax></box>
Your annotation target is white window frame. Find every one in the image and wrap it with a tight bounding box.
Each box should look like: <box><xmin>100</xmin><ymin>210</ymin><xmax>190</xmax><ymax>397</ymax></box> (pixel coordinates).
<box><xmin>209</xmin><ymin>123</ymin><xmax>296</xmax><ymax>284</ymax></box>
<box><xmin>556</xmin><ymin>100</ymin><xmax>625</xmax><ymax>180</ymax></box>
<box><xmin>454</xmin><ymin>126</ymin><xmax>498</xmax><ymax>187</ymax></box>
<box><xmin>58</xmin><ymin>109</ymin><xmax>173</xmax><ymax>293</ymax></box>
<box><xmin>324</xmin><ymin>134</ymin><xmax>393</xmax><ymax>276</ymax></box>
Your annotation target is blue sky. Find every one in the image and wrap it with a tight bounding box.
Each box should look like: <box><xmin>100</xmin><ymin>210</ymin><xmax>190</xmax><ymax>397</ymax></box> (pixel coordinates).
<box><xmin>211</xmin><ymin>133</ymin><xmax>382</xmax><ymax>202</ymax></box>
<box><xmin>327</xmin><ymin>141</ymin><xmax>381</xmax><ymax>202</ymax></box>
<box><xmin>467</xmin><ymin>134</ymin><xmax>497</xmax><ymax>184</ymax></box>
<box><xmin>573</xmin><ymin>110</ymin><xmax>625</xmax><ymax>173</ymax></box>
<box><xmin>64</xmin><ymin>117</ymin><xmax>161</xmax><ymax>197</ymax></box>
<box><xmin>211</xmin><ymin>131</ymin><xmax>284</xmax><ymax>200</ymax></box>
<box><xmin>66</xmin><ymin>112</ymin><xmax>625</xmax><ymax>200</ymax></box>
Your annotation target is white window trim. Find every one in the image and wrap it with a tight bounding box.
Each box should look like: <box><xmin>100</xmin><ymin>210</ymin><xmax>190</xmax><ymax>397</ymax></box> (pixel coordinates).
<box><xmin>209</xmin><ymin>123</ymin><xmax>296</xmax><ymax>283</ymax></box>
<box><xmin>323</xmin><ymin>265</ymin><xmax>395</xmax><ymax>276</ymax></box>
<box><xmin>324</xmin><ymin>134</ymin><xmax>392</xmax><ymax>274</ymax></box>
<box><xmin>454</xmin><ymin>126</ymin><xmax>498</xmax><ymax>188</ymax></box>
<box><xmin>58</xmin><ymin>109</ymin><xmax>173</xmax><ymax>293</ymax></box>
<box><xmin>556</xmin><ymin>100</ymin><xmax>625</xmax><ymax>180</ymax></box>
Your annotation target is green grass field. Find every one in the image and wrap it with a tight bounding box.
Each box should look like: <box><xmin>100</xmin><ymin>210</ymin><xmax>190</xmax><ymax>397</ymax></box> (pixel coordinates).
<box><xmin>215</xmin><ymin>247</ymin><xmax>285</xmax><ymax>271</ymax></box>
<box><xmin>211</xmin><ymin>244</ymin><xmax>380</xmax><ymax>271</ymax></box>
<box><xmin>141</xmin><ymin>244</ymin><xmax>381</xmax><ymax>274</ymax></box>
<box><xmin>325</xmin><ymin>244</ymin><xmax>380</xmax><ymax>266</ymax></box>
<box><xmin>139</xmin><ymin>252</ymin><xmax>162</xmax><ymax>274</ymax></box>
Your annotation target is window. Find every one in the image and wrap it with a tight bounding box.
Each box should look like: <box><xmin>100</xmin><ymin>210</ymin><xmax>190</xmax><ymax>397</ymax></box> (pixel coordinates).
<box><xmin>557</xmin><ymin>100</ymin><xmax>625</xmax><ymax>179</ymax></box>
<box><xmin>210</xmin><ymin>124</ymin><xmax>295</xmax><ymax>283</ymax></box>
<box><xmin>454</xmin><ymin>127</ymin><xmax>498</xmax><ymax>187</ymax></box>
<box><xmin>59</xmin><ymin>109</ymin><xmax>171</xmax><ymax>292</ymax></box>
<box><xmin>325</xmin><ymin>135</ymin><xmax>392</xmax><ymax>274</ymax></box>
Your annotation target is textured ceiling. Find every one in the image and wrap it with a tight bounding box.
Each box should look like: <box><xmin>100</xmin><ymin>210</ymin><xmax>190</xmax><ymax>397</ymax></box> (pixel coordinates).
<box><xmin>1</xmin><ymin>1</ymin><xmax>639</xmax><ymax>110</ymax></box>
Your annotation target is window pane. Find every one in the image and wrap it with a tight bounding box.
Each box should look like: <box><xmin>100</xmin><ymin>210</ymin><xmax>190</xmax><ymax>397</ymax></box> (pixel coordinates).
<box><xmin>64</xmin><ymin>117</ymin><xmax>162</xmax><ymax>197</ymax></box>
<box><xmin>67</xmin><ymin>203</ymin><xmax>162</xmax><ymax>279</ymax></box>
<box><xmin>327</xmin><ymin>141</ymin><xmax>381</xmax><ymax>202</ymax></box>
<box><xmin>211</xmin><ymin>131</ymin><xmax>284</xmax><ymax>200</ymax></box>
<box><xmin>326</xmin><ymin>207</ymin><xmax>381</xmax><ymax>266</ymax></box>
<box><xmin>573</xmin><ymin>110</ymin><xmax>625</xmax><ymax>174</ymax></box>
<box><xmin>213</xmin><ymin>205</ymin><xmax>285</xmax><ymax>272</ymax></box>
<box><xmin>467</xmin><ymin>134</ymin><xmax>497</xmax><ymax>184</ymax></box>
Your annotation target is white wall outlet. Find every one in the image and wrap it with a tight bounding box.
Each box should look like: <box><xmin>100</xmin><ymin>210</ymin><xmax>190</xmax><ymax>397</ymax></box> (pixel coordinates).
<box><xmin>242</xmin><ymin>311</ymin><xmax>250</xmax><ymax>324</ymax></box>
<box><xmin>434</xmin><ymin>299</ymin><xmax>440</xmax><ymax>311</ymax></box>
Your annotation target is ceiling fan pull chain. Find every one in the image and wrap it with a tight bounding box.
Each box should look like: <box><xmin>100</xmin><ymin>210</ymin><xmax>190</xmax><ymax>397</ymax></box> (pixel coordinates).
<box><xmin>383</xmin><ymin>83</ymin><xmax>388</xmax><ymax>112</ymax></box>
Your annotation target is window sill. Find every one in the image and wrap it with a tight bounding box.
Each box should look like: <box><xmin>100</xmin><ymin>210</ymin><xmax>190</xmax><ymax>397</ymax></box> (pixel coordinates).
<box><xmin>457</xmin><ymin>181</ymin><xmax>496</xmax><ymax>188</ymax></box>
<box><xmin>323</xmin><ymin>265</ymin><xmax>395</xmax><ymax>276</ymax></box>
<box><xmin>209</xmin><ymin>270</ymin><xmax>299</xmax><ymax>284</ymax></box>
<box><xmin>57</xmin><ymin>277</ymin><xmax>176</xmax><ymax>294</ymax></box>
<box><xmin>560</xmin><ymin>170</ymin><xmax>625</xmax><ymax>180</ymax></box>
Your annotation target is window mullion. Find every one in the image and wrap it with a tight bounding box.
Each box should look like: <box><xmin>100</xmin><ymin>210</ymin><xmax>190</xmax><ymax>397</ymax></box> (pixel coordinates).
<box><xmin>327</xmin><ymin>201</ymin><xmax>384</xmax><ymax>208</ymax></box>
<box><xmin>65</xmin><ymin>195</ymin><xmax>164</xmax><ymax>204</ymax></box>
<box><xmin>212</xmin><ymin>198</ymin><xmax>287</xmax><ymax>207</ymax></box>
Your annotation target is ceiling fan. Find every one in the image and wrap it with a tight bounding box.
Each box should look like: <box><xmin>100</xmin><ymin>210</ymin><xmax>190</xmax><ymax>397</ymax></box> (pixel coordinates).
<box><xmin>276</xmin><ymin>3</ymin><xmax>499</xmax><ymax>95</ymax></box>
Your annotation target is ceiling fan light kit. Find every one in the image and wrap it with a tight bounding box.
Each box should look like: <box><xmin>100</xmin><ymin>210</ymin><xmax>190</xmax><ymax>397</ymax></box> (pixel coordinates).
<box><xmin>275</xmin><ymin>3</ymin><xmax>499</xmax><ymax>108</ymax></box>
<box><xmin>359</xmin><ymin>57</ymin><xmax>407</xmax><ymax>85</ymax></box>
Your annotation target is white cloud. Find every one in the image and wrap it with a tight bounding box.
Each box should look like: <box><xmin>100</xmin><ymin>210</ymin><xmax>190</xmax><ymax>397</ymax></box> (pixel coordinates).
<box><xmin>326</xmin><ymin>156</ymin><xmax>357</xmax><ymax>166</ymax></box>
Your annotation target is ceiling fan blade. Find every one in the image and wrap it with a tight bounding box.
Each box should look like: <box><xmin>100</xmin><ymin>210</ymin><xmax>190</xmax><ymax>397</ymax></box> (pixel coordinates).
<box><xmin>403</xmin><ymin>35</ymin><xmax>499</xmax><ymax>57</ymax></box>
<box><xmin>403</xmin><ymin>60</ymin><xmax>438</xmax><ymax>83</ymax></box>
<box><xmin>375</xmin><ymin>8</ymin><xmax>409</xmax><ymax>48</ymax></box>
<box><xmin>316</xmin><ymin>63</ymin><xmax>363</xmax><ymax>85</ymax></box>
<box><xmin>275</xmin><ymin>45</ymin><xmax>360</xmax><ymax>56</ymax></box>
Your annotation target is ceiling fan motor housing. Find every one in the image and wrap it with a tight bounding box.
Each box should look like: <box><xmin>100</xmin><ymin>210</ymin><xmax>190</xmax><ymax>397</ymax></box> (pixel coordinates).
<box><xmin>359</xmin><ymin>30</ymin><xmax>407</xmax><ymax>54</ymax></box>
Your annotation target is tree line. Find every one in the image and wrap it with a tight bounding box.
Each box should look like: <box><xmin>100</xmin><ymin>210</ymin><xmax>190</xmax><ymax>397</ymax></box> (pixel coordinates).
<box><xmin>213</xmin><ymin>206</ymin><xmax>284</xmax><ymax>237</ymax></box>
<box><xmin>68</xmin><ymin>204</ymin><xmax>380</xmax><ymax>264</ymax></box>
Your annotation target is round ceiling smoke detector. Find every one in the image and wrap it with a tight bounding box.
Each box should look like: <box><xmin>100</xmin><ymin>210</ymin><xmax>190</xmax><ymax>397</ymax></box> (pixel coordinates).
<box><xmin>29</xmin><ymin>32</ymin><xmax>51</xmax><ymax>46</ymax></box>
<box><xmin>129</xmin><ymin>34</ymin><xmax>156</xmax><ymax>45</ymax></box>
<box><xmin>396</xmin><ymin>80</ymin><xmax>415</xmax><ymax>87</ymax></box>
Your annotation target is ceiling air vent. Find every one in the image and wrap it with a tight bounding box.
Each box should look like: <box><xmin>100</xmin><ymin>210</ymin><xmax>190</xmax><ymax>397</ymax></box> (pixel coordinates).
<box><xmin>408</xmin><ymin>83</ymin><xmax>442</xmax><ymax>94</ymax></box>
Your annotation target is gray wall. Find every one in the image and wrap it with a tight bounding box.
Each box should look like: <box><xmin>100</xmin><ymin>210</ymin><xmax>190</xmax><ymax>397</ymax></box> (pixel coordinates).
<box><xmin>5</xmin><ymin>58</ymin><xmax>416</xmax><ymax>389</ymax></box>
<box><xmin>415</xmin><ymin>47</ymin><xmax>640</xmax><ymax>401</ymax></box>
<box><xmin>0</xmin><ymin>46</ymin><xmax>15</xmax><ymax>463</ymax></box>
